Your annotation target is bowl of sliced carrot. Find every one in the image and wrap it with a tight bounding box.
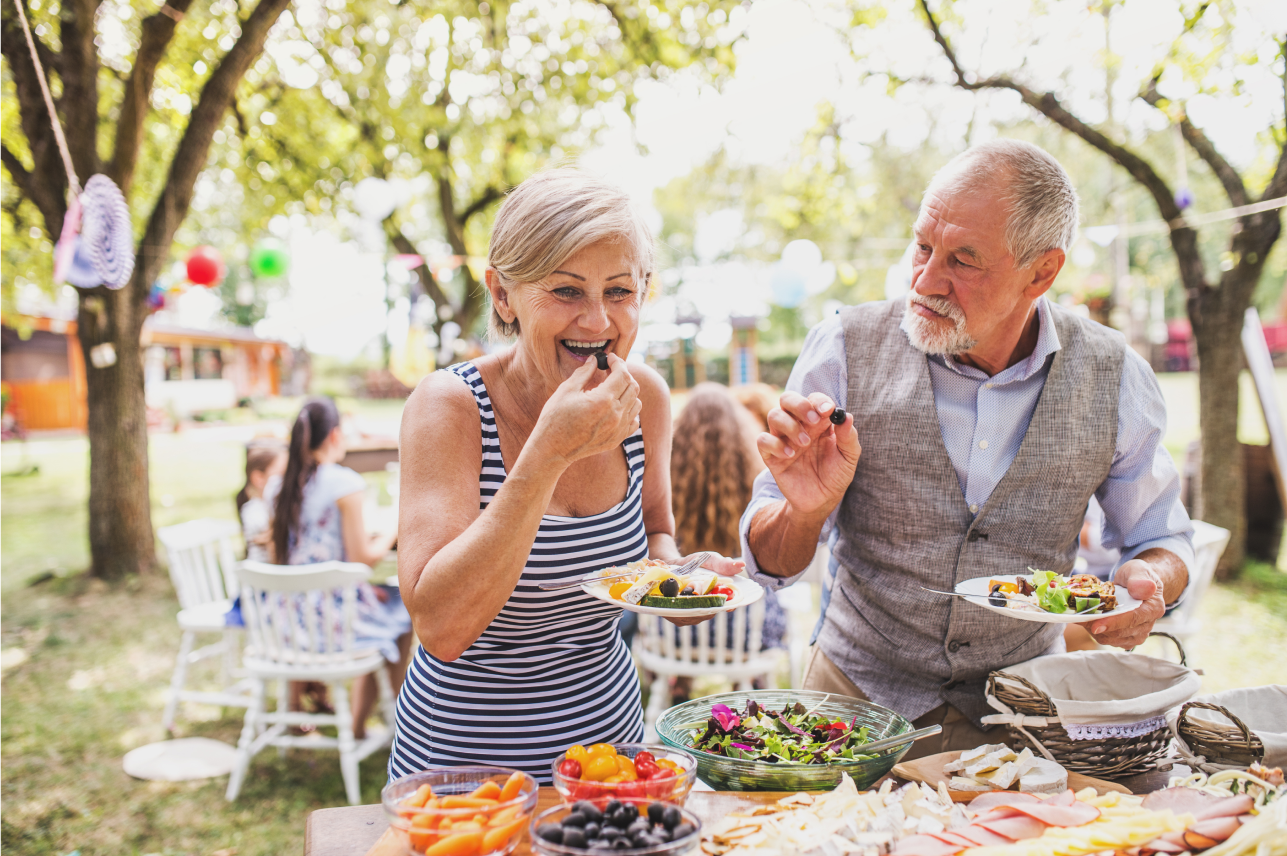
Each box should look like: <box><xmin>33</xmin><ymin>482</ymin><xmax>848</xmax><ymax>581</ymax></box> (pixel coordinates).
<box><xmin>383</xmin><ymin>766</ymin><xmax>539</xmax><ymax>856</ymax></box>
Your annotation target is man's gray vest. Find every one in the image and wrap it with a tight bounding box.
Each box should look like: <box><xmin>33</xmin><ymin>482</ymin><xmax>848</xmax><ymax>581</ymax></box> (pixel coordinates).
<box><xmin>815</xmin><ymin>300</ymin><xmax>1127</xmax><ymax>726</ymax></box>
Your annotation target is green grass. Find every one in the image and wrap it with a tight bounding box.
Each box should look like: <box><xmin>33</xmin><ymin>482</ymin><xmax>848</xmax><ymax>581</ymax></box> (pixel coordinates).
<box><xmin>2</xmin><ymin>371</ymin><xmax>1285</xmax><ymax>854</ymax></box>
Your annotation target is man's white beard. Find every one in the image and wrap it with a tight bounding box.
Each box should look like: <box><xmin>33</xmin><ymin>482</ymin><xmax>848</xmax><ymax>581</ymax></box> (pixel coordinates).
<box><xmin>900</xmin><ymin>294</ymin><xmax>978</xmax><ymax>355</ymax></box>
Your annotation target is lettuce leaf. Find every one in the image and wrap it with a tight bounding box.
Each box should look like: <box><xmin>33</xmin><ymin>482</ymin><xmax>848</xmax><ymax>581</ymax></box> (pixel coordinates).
<box><xmin>1037</xmin><ymin>580</ymin><xmax>1069</xmax><ymax>613</ymax></box>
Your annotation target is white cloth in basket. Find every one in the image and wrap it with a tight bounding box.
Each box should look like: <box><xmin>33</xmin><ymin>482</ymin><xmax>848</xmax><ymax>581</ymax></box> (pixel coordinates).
<box><xmin>990</xmin><ymin>651</ymin><xmax>1201</xmax><ymax>741</ymax></box>
<box><xmin>1167</xmin><ymin>685</ymin><xmax>1287</xmax><ymax>768</ymax></box>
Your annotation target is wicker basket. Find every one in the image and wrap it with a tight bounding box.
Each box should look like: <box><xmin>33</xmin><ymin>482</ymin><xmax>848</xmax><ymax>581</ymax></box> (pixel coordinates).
<box><xmin>1176</xmin><ymin>701</ymin><xmax>1265</xmax><ymax>770</ymax></box>
<box><xmin>985</xmin><ymin>632</ymin><xmax>1186</xmax><ymax>780</ymax></box>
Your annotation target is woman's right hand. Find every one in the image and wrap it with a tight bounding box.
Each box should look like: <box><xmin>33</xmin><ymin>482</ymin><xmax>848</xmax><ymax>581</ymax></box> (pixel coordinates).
<box><xmin>530</xmin><ymin>353</ymin><xmax>642</xmax><ymax>467</ymax></box>
<box><xmin>757</xmin><ymin>392</ymin><xmax>861</xmax><ymax>518</ymax></box>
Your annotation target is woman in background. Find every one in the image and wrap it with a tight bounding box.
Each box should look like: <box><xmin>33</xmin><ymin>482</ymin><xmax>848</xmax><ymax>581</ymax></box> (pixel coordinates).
<box><xmin>268</xmin><ymin>396</ymin><xmax>412</xmax><ymax>738</ymax></box>
<box><xmin>236</xmin><ymin>443</ymin><xmax>286</xmax><ymax>563</ymax></box>
<box><xmin>668</xmin><ymin>383</ymin><xmax>787</xmax><ymax>700</ymax></box>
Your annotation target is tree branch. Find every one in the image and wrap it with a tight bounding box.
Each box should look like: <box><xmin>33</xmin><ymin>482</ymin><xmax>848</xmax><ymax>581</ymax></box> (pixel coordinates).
<box><xmin>108</xmin><ymin>0</ymin><xmax>197</xmax><ymax>194</ymax></box>
<box><xmin>387</xmin><ymin>222</ymin><xmax>452</xmax><ymax>310</ymax></box>
<box><xmin>1140</xmin><ymin>80</ymin><xmax>1247</xmax><ymax>208</ymax></box>
<box><xmin>133</xmin><ymin>0</ymin><xmax>292</xmax><ymax>303</ymax></box>
<box><xmin>460</xmin><ymin>185</ymin><xmax>503</xmax><ymax>224</ymax></box>
<box><xmin>58</xmin><ymin>0</ymin><xmax>103</xmax><ymax>178</ymax></box>
<box><xmin>2</xmin><ymin>0</ymin><xmax>68</xmax><ymax>231</ymax></box>
<box><xmin>1</xmin><ymin>143</ymin><xmax>33</xmax><ymax>196</ymax></box>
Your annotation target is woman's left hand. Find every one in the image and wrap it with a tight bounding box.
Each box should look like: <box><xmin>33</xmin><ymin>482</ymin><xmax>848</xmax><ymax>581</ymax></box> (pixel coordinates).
<box><xmin>663</xmin><ymin>553</ymin><xmax>746</xmax><ymax>627</ymax></box>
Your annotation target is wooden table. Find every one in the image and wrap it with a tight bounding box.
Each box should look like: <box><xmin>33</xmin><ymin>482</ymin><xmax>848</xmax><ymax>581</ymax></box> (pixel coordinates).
<box><xmin>304</xmin><ymin>788</ymin><xmax>789</xmax><ymax>856</ymax></box>
<box><xmin>302</xmin><ymin>768</ymin><xmax>1183</xmax><ymax>856</ymax></box>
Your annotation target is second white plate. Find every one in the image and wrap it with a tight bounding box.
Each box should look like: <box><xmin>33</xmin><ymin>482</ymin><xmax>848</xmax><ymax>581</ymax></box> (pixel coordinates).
<box><xmin>953</xmin><ymin>575</ymin><xmax>1142</xmax><ymax>624</ymax></box>
<box><xmin>583</xmin><ymin>571</ymin><xmax>764</xmax><ymax>618</ymax></box>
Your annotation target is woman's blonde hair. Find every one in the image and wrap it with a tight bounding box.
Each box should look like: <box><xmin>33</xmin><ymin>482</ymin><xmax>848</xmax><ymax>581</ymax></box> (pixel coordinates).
<box><xmin>671</xmin><ymin>384</ymin><xmax>759</xmax><ymax>558</ymax></box>
<box><xmin>486</xmin><ymin>168</ymin><xmax>655</xmax><ymax>341</ymax></box>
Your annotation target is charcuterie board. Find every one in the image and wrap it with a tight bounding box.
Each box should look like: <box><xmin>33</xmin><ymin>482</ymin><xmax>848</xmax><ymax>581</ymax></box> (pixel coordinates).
<box><xmin>893</xmin><ymin>750</ymin><xmax>1132</xmax><ymax>802</ymax></box>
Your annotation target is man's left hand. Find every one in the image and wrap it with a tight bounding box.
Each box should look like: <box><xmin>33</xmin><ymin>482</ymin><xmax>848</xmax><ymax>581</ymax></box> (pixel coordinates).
<box><xmin>1081</xmin><ymin>560</ymin><xmax>1165</xmax><ymax>648</ymax></box>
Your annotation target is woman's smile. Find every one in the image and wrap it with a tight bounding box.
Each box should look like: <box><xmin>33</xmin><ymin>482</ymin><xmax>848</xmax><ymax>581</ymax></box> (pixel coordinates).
<box><xmin>561</xmin><ymin>338</ymin><xmax>613</xmax><ymax>361</ymax></box>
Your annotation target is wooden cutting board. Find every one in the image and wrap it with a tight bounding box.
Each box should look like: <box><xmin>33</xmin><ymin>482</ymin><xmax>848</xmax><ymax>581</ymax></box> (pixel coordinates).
<box><xmin>893</xmin><ymin>750</ymin><xmax>1132</xmax><ymax>803</ymax></box>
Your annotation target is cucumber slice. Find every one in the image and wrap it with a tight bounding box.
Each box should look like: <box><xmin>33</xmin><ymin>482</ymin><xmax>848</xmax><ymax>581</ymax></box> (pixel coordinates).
<box><xmin>638</xmin><ymin>594</ymin><xmax>728</xmax><ymax>609</ymax></box>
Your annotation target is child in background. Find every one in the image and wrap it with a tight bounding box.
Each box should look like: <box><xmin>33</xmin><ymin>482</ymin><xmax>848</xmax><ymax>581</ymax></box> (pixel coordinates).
<box><xmin>236</xmin><ymin>443</ymin><xmax>287</xmax><ymax>562</ymax></box>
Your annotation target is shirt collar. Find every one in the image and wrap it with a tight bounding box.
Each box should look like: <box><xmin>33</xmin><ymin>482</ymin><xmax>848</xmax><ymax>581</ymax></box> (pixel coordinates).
<box><xmin>937</xmin><ymin>296</ymin><xmax>1061</xmax><ymax>383</ymax></box>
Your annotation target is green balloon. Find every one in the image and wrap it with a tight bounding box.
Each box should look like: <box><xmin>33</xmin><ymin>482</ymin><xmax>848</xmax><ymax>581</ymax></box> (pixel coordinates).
<box><xmin>249</xmin><ymin>240</ymin><xmax>290</xmax><ymax>278</ymax></box>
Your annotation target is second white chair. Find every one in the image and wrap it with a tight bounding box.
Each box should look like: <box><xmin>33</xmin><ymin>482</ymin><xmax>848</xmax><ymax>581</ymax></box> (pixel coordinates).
<box><xmin>634</xmin><ymin>597</ymin><xmax>784</xmax><ymax>740</ymax></box>
<box><xmin>224</xmin><ymin>560</ymin><xmax>396</xmax><ymax>805</ymax></box>
<box><xmin>157</xmin><ymin>518</ymin><xmax>254</xmax><ymax>730</ymax></box>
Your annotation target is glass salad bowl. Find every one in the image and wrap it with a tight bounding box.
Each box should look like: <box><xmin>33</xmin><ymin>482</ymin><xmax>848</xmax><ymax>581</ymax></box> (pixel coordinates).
<box><xmin>382</xmin><ymin>766</ymin><xmax>540</xmax><ymax>856</ymax></box>
<box><xmin>654</xmin><ymin>689</ymin><xmax>914</xmax><ymax>791</ymax></box>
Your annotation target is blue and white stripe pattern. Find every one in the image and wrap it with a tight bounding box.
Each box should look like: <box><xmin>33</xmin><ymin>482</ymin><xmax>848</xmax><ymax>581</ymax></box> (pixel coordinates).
<box><xmin>389</xmin><ymin>362</ymin><xmax>646</xmax><ymax>783</ymax></box>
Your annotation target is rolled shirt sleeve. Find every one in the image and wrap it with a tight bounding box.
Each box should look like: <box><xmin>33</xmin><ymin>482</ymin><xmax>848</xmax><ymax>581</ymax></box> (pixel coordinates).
<box><xmin>1097</xmin><ymin>348</ymin><xmax>1196</xmax><ymax>591</ymax></box>
<box><xmin>740</xmin><ymin>315</ymin><xmax>847</xmax><ymax>590</ymax></box>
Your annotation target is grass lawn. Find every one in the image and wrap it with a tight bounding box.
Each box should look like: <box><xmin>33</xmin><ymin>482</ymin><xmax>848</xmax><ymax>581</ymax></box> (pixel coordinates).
<box><xmin>2</xmin><ymin>373</ymin><xmax>1286</xmax><ymax>855</ymax></box>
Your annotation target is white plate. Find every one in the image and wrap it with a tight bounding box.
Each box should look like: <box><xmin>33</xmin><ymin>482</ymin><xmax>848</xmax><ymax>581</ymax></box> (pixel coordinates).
<box><xmin>583</xmin><ymin>570</ymin><xmax>764</xmax><ymax>618</ymax></box>
<box><xmin>953</xmin><ymin>575</ymin><xmax>1142</xmax><ymax>624</ymax></box>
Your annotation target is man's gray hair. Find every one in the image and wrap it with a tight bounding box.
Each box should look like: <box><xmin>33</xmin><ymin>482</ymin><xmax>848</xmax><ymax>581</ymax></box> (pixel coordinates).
<box><xmin>486</xmin><ymin>168</ymin><xmax>655</xmax><ymax>341</ymax></box>
<box><xmin>927</xmin><ymin>139</ymin><xmax>1079</xmax><ymax>269</ymax></box>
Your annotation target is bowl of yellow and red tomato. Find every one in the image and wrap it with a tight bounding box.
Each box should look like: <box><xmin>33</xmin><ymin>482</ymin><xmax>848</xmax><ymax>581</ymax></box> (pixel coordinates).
<box><xmin>551</xmin><ymin>743</ymin><xmax>696</xmax><ymax>806</ymax></box>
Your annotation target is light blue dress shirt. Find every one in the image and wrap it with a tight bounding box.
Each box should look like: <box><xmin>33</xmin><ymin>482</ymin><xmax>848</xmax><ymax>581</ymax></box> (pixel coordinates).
<box><xmin>739</xmin><ymin>297</ymin><xmax>1195</xmax><ymax>591</ymax></box>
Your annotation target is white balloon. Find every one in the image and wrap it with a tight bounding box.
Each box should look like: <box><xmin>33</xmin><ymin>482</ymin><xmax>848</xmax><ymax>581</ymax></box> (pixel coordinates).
<box><xmin>781</xmin><ymin>239</ymin><xmax>822</xmax><ymax>272</ymax></box>
<box><xmin>353</xmin><ymin>177</ymin><xmax>397</xmax><ymax>221</ymax></box>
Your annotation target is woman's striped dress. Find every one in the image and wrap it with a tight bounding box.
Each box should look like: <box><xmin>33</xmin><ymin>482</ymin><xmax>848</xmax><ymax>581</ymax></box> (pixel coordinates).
<box><xmin>389</xmin><ymin>363</ymin><xmax>646</xmax><ymax>783</ymax></box>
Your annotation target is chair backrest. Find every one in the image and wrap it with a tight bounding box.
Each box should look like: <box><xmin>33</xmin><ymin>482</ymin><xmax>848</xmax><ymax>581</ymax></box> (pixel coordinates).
<box><xmin>235</xmin><ymin>560</ymin><xmax>373</xmax><ymax>666</ymax></box>
<box><xmin>158</xmin><ymin>518</ymin><xmax>242</xmax><ymax>609</ymax></box>
<box><xmin>636</xmin><ymin>597</ymin><xmax>768</xmax><ymax>668</ymax></box>
<box><xmin>1179</xmin><ymin>520</ymin><xmax>1232</xmax><ymax>617</ymax></box>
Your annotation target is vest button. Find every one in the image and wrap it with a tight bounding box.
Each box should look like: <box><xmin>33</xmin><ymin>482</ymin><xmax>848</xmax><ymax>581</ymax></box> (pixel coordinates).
<box><xmin>948</xmin><ymin>640</ymin><xmax>962</xmax><ymax>653</ymax></box>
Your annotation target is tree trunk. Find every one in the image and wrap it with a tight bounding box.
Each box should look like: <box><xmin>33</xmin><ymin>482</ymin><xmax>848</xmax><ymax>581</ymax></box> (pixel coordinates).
<box><xmin>1191</xmin><ymin>304</ymin><xmax>1246</xmax><ymax>577</ymax></box>
<box><xmin>78</xmin><ymin>285</ymin><xmax>154</xmax><ymax>579</ymax></box>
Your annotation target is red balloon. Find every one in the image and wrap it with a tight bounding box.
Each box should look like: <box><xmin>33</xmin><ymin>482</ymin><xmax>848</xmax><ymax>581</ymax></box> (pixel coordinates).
<box><xmin>186</xmin><ymin>246</ymin><xmax>224</xmax><ymax>286</ymax></box>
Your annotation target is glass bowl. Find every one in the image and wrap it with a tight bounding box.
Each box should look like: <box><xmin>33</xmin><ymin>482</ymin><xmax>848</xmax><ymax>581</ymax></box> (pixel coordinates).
<box><xmin>527</xmin><ymin>799</ymin><xmax>703</xmax><ymax>856</ymax></box>
<box><xmin>550</xmin><ymin>743</ymin><xmax>697</xmax><ymax>806</ymax></box>
<box><xmin>655</xmin><ymin>689</ymin><xmax>914</xmax><ymax>791</ymax></box>
<box><xmin>382</xmin><ymin>766</ymin><xmax>540</xmax><ymax>856</ymax></box>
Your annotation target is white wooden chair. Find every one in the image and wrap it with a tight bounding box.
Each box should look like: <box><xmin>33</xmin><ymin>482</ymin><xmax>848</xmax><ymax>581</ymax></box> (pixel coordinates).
<box><xmin>225</xmin><ymin>560</ymin><xmax>396</xmax><ymax>805</ymax></box>
<box><xmin>1153</xmin><ymin>520</ymin><xmax>1232</xmax><ymax>644</ymax></box>
<box><xmin>634</xmin><ymin>596</ymin><xmax>785</xmax><ymax>741</ymax></box>
<box><xmin>157</xmin><ymin>519</ymin><xmax>254</xmax><ymax>730</ymax></box>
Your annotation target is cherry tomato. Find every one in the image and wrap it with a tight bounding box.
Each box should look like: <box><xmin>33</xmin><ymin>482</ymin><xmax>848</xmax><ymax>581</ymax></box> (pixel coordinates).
<box><xmin>587</xmin><ymin>743</ymin><xmax>617</xmax><ymax>757</ymax></box>
<box><xmin>557</xmin><ymin>758</ymin><xmax>582</xmax><ymax>780</ymax></box>
<box><xmin>644</xmin><ymin>768</ymin><xmax>676</xmax><ymax>799</ymax></box>
<box><xmin>711</xmin><ymin>586</ymin><xmax>735</xmax><ymax>599</ymax></box>
<box><xmin>634</xmin><ymin>759</ymin><xmax>659</xmax><ymax>780</ymax></box>
<box><xmin>565</xmin><ymin>744</ymin><xmax>590</xmax><ymax>764</ymax></box>
<box><xmin>603</xmin><ymin>773</ymin><xmax>627</xmax><ymax>784</ymax></box>
<box><xmin>570</xmin><ymin>781</ymin><xmax>597</xmax><ymax>802</ymax></box>
<box><xmin>583</xmin><ymin>755</ymin><xmax>619</xmax><ymax>782</ymax></box>
<box><xmin>655</xmin><ymin>758</ymin><xmax>682</xmax><ymax>774</ymax></box>
<box><xmin>615</xmin><ymin>755</ymin><xmax>637</xmax><ymax>776</ymax></box>
<box><xmin>617</xmin><ymin>779</ymin><xmax>647</xmax><ymax>801</ymax></box>
<box><xmin>633</xmin><ymin>751</ymin><xmax>656</xmax><ymax>766</ymax></box>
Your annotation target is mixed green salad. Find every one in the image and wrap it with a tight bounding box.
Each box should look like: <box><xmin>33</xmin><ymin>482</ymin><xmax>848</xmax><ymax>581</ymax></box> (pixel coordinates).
<box><xmin>690</xmin><ymin>699</ymin><xmax>878</xmax><ymax>765</ymax></box>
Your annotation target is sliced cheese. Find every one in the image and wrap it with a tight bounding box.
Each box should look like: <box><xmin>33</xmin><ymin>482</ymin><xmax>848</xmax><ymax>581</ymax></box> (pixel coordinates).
<box><xmin>957</xmin><ymin>743</ymin><xmax>1009</xmax><ymax>765</ymax></box>
<box><xmin>685</xmin><ymin>570</ymin><xmax>718</xmax><ymax>595</ymax></box>
<box><xmin>1013</xmin><ymin>747</ymin><xmax>1037</xmax><ymax>778</ymax></box>
<box><xmin>1018</xmin><ymin>757</ymin><xmax>1068</xmax><ymax>794</ymax></box>
<box><xmin>948</xmin><ymin>776</ymin><xmax>994</xmax><ymax>792</ymax></box>
<box><xmin>974</xmin><ymin>760</ymin><xmax>1020</xmax><ymax>790</ymax></box>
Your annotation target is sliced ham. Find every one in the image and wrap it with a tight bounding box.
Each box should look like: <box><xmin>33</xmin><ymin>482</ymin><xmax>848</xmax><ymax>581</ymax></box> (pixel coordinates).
<box><xmin>1189</xmin><ymin>816</ymin><xmax>1243</xmax><ymax>842</ymax></box>
<box><xmin>967</xmin><ymin>791</ymin><xmax>1043</xmax><ymax>811</ymax></box>
<box><xmin>1140</xmin><ymin>838</ymin><xmax>1187</xmax><ymax>854</ymax></box>
<box><xmin>1194</xmin><ymin>794</ymin><xmax>1254</xmax><ymax>820</ymax></box>
<box><xmin>893</xmin><ymin>833</ymin><xmax>966</xmax><ymax>856</ymax></box>
<box><xmin>975</xmin><ymin>814</ymin><xmax>1050</xmax><ymax>841</ymax></box>
<box><xmin>1044</xmin><ymin>789</ymin><xmax>1076</xmax><ymax>807</ymax></box>
<box><xmin>976</xmin><ymin>800</ymin><xmax>1100</xmax><ymax>827</ymax></box>
<box><xmin>950</xmin><ymin>825</ymin><xmax>1013</xmax><ymax>847</ymax></box>
<box><xmin>927</xmin><ymin>831</ymin><xmax>978</xmax><ymax>849</ymax></box>
<box><xmin>1142</xmin><ymin>787</ymin><xmax>1224</xmax><ymax>815</ymax></box>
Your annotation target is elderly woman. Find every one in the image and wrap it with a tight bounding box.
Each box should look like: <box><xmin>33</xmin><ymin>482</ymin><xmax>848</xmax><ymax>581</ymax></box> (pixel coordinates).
<box><xmin>390</xmin><ymin>169</ymin><xmax>742</xmax><ymax>781</ymax></box>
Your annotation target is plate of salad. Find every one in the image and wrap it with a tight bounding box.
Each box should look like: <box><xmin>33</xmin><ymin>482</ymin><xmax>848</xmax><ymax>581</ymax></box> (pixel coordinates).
<box><xmin>954</xmin><ymin>569</ymin><xmax>1142</xmax><ymax>624</ymax></box>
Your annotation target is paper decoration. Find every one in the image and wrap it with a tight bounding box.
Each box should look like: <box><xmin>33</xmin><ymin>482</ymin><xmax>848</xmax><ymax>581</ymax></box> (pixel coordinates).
<box><xmin>79</xmin><ymin>175</ymin><xmax>134</xmax><ymax>288</ymax></box>
<box><xmin>249</xmin><ymin>239</ymin><xmax>290</xmax><ymax>278</ymax></box>
<box><xmin>185</xmin><ymin>246</ymin><xmax>224</xmax><ymax>286</ymax></box>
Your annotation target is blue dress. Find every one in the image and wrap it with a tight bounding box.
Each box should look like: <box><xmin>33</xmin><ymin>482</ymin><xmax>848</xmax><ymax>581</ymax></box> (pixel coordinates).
<box><xmin>389</xmin><ymin>363</ymin><xmax>646</xmax><ymax>783</ymax></box>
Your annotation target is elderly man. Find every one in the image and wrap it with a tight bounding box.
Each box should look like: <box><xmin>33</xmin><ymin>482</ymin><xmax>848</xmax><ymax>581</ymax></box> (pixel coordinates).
<box><xmin>741</xmin><ymin>140</ymin><xmax>1193</xmax><ymax>759</ymax></box>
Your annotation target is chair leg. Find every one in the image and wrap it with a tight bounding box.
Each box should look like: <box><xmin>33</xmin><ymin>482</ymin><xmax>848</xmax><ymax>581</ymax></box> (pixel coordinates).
<box><xmin>375</xmin><ymin>666</ymin><xmax>396</xmax><ymax>733</ymax></box>
<box><xmin>226</xmin><ymin>679</ymin><xmax>265</xmax><ymax>802</ymax></box>
<box><xmin>275</xmin><ymin>678</ymin><xmax>288</xmax><ymax>758</ymax></box>
<box><xmin>332</xmin><ymin>681</ymin><xmax>361</xmax><ymax>806</ymax></box>
<box><xmin>163</xmin><ymin>630</ymin><xmax>197</xmax><ymax>731</ymax></box>
<box><xmin>644</xmin><ymin>672</ymin><xmax>669</xmax><ymax>743</ymax></box>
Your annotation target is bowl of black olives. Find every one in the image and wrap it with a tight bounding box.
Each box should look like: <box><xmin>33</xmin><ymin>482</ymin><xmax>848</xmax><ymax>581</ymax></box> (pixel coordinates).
<box><xmin>529</xmin><ymin>798</ymin><xmax>701</xmax><ymax>855</ymax></box>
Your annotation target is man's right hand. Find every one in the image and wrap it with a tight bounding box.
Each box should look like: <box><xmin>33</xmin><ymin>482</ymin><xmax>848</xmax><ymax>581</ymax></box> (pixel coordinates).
<box><xmin>757</xmin><ymin>392</ymin><xmax>861</xmax><ymax>518</ymax></box>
